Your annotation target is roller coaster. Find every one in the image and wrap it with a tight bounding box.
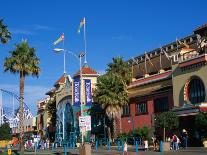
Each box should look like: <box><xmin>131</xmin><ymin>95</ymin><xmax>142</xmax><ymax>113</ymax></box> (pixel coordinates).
<box><xmin>0</xmin><ymin>88</ymin><xmax>33</xmax><ymax>128</ymax></box>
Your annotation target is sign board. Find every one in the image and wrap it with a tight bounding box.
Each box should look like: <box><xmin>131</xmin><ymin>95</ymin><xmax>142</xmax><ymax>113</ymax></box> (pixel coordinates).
<box><xmin>8</xmin><ymin>149</ymin><xmax>12</xmax><ymax>155</ymax></box>
<box><xmin>79</xmin><ymin>116</ymin><xmax>91</xmax><ymax>132</ymax></box>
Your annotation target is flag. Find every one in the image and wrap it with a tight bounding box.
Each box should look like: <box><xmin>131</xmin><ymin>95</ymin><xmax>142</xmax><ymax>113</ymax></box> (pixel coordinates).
<box><xmin>73</xmin><ymin>78</ymin><xmax>80</xmax><ymax>106</ymax></box>
<box><xmin>77</xmin><ymin>18</ymin><xmax>85</xmax><ymax>33</ymax></box>
<box><xmin>53</xmin><ymin>33</ymin><xmax>64</xmax><ymax>45</ymax></box>
<box><xmin>85</xmin><ymin>79</ymin><xmax>92</xmax><ymax>105</ymax></box>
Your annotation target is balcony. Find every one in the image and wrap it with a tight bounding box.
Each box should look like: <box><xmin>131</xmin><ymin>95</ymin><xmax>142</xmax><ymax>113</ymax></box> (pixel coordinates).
<box><xmin>178</xmin><ymin>49</ymin><xmax>207</xmax><ymax>68</ymax></box>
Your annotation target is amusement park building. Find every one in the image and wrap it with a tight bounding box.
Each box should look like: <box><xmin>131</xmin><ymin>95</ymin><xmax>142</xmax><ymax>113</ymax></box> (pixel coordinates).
<box><xmin>43</xmin><ymin>66</ymin><xmax>99</xmax><ymax>142</ymax></box>
<box><xmin>121</xmin><ymin>23</ymin><xmax>207</xmax><ymax>146</ymax></box>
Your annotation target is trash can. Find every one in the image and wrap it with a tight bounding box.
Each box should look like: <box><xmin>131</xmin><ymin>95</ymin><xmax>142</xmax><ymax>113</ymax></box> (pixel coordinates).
<box><xmin>79</xmin><ymin>143</ymin><xmax>91</xmax><ymax>155</ymax></box>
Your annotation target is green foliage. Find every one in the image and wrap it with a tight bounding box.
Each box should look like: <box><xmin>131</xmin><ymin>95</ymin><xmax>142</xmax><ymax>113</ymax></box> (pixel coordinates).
<box><xmin>195</xmin><ymin>112</ymin><xmax>207</xmax><ymax>138</ymax></box>
<box><xmin>0</xmin><ymin>123</ymin><xmax>12</xmax><ymax>140</ymax></box>
<box><xmin>93</xmin><ymin>57</ymin><xmax>131</xmax><ymax>119</ymax></box>
<box><xmin>94</xmin><ymin>57</ymin><xmax>131</xmax><ymax>140</ymax></box>
<box><xmin>46</xmin><ymin>97</ymin><xmax>56</xmax><ymax>126</ymax></box>
<box><xmin>0</xmin><ymin>19</ymin><xmax>11</xmax><ymax>44</ymax></box>
<box><xmin>118</xmin><ymin>126</ymin><xmax>150</xmax><ymax>140</ymax></box>
<box><xmin>141</xmin><ymin>126</ymin><xmax>149</xmax><ymax>139</ymax></box>
<box><xmin>155</xmin><ymin>111</ymin><xmax>179</xmax><ymax>131</ymax></box>
<box><xmin>117</xmin><ymin>132</ymin><xmax>129</xmax><ymax>141</ymax></box>
<box><xmin>4</xmin><ymin>41</ymin><xmax>40</xmax><ymax>76</ymax></box>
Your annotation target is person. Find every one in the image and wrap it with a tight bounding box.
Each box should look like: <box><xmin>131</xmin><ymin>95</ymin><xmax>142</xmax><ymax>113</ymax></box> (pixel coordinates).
<box><xmin>123</xmin><ymin>141</ymin><xmax>128</xmax><ymax>155</ymax></box>
<box><xmin>152</xmin><ymin>135</ymin><xmax>157</xmax><ymax>151</ymax></box>
<box><xmin>182</xmin><ymin>129</ymin><xmax>188</xmax><ymax>149</ymax></box>
<box><xmin>177</xmin><ymin>136</ymin><xmax>180</xmax><ymax>150</ymax></box>
<box><xmin>144</xmin><ymin>138</ymin><xmax>148</xmax><ymax>151</ymax></box>
<box><xmin>172</xmin><ymin>134</ymin><xmax>178</xmax><ymax>150</ymax></box>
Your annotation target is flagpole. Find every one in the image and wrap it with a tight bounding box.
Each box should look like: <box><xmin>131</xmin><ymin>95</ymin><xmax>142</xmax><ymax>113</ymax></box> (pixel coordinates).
<box><xmin>83</xmin><ymin>17</ymin><xmax>87</xmax><ymax>65</ymax></box>
<box><xmin>63</xmin><ymin>33</ymin><xmax>66</xmax><ymax>74</ymax></box>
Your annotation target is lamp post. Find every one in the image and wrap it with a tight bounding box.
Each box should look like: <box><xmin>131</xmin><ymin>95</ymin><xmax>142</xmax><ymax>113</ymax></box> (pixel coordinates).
<box><xmin>128</xmin><ymin>116</ymin><xmax>134</xmax><ymax>135</ymax></box>
<box><xmin>53</xmin><ymin>48</ymin><xmax>85</xmax><ymax>144</ymax></box>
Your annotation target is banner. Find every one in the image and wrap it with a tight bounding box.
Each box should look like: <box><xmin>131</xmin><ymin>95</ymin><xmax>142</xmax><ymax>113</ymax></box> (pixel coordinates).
<box><xmin>73</xmin><ymin>78</ymin><xmax>80</xmax><ymax>106</ymax></box>
<box><xmin>85</xmin><ymin>79</ymin><xmax>92</xmax><ymax>105</ymax></box>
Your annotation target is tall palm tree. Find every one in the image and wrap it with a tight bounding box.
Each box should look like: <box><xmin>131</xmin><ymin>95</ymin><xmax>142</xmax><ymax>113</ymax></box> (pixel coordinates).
<box><xmin>107</xmin><ymin>57</ymin><xmax>131</xmax><ymax>85</ymax></box>
<box><xmin>94</xmin><ymin>57</ymin><xmax>131</xmax><ymax>141</ymax></box>
<box><xmin>4</xmin><ymin>41</ymin><xmax>40</xmax><ymax>154</ymax></box>
<box><xmin>0</xmin><ymin>19</ymin><xmax>11</xmax><ymax>44</ymax></box>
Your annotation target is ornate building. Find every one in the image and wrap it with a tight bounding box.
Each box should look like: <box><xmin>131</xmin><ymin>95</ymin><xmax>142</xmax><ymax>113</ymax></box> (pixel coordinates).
<box><xmin>121</xmin><ymin>23</ymin><xmax>207</xmax><ymax>146</ymax></box>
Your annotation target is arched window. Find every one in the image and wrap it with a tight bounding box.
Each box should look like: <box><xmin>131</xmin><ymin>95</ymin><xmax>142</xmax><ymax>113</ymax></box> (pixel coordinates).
<box><xmin>188</xmin><ymin>78</ymin><xmax>206</xmax><ymax>104</ymax></box>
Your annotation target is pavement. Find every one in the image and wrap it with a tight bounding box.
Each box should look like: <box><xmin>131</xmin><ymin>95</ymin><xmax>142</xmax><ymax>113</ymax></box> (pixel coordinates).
<box><xmin>23</xmin><ymin>147</ymin><xmax>207</xmax><ymax>155</ymax></box>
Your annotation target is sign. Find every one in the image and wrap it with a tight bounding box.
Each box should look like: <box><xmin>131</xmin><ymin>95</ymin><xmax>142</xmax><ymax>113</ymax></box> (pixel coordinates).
<box><xmin>85</xmin><ymin>79</ymin><xmax>92</xmax><ymax>105</ymax></box>
<box><xmin>73</xmin><ymin>78</ymin><xmax>80</xmax><ymax>105</ymax></box>
<box><xmin>8</xmin><ymin>149</ymin><xmax>12</xmax><ymax>155</ymax></box>
<box><xmin>79</xmin><ymin>116</ymin><xmax>91</xmax><ymax>132</ymax></box>
<box><xmin>85</xmin><ymin>116</ymin><xmax>91</xmax><ymax>131</ymax></box>
<box><xmin>79</xmin><ymin>116</ymin><xmax>86</xmax><ymax>127</ymax></box>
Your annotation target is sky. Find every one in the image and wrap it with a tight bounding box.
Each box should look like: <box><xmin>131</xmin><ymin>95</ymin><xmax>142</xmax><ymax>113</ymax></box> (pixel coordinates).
<box><xmin>0</xmin><ymin>0</ymin><xmax>207</xmax><ymax>115</ymax></box>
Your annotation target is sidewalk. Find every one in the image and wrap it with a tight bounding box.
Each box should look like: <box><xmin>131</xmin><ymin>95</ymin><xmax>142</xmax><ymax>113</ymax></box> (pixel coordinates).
<box><xmin>24</xmin><ymin>147</ymin><xmax>207</xmax><ymax>155</ymax></box>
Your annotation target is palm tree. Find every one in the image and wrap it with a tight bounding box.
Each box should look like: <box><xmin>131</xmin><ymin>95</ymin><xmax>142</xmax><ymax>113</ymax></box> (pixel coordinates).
<box><xmin>0</xmin><ymin>19</ymin><xmax>11</xmax><ymax>44</ymax></box>
<box><xmin>107</xmin><ymin>57</ymin><xmax>131</xmax><ymax>85</ymax></box>
<box><xmin>94</xmin><ymin>57</ymin><xmax>131</xmax><ymax>141</ymax></box>
<box><xmin>4</xmin><ymin>41</ymin><xmax>40</xmax><ymax>154</ymax></box>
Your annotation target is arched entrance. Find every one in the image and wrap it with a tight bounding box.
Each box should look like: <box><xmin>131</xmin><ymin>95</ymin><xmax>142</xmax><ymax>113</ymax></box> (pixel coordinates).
<box><xmin>184</xmin><ymin>77</ymin><xmax>206</xmax><ymax>104</ymax></box>
<box><xmin>56</xmin><ymin>96</ymin><xmax>74</xmax><ymax>142</ymax></box>
<box><xmin>188</xmin><ymin>78</ymin><xmax>206</xmax><ymax>104</ymax></box>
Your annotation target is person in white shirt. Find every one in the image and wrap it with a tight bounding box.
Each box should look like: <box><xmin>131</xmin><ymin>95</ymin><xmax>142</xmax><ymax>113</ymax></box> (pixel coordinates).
<box><xmin>144</xmin><ymin>139</ymin><xmax>148</xmax><ymax>151</ymax></box>
<box><xmin>123</xmin><ymin>141</ymin><xmax>128</xmax><ymax>155</ymax></box>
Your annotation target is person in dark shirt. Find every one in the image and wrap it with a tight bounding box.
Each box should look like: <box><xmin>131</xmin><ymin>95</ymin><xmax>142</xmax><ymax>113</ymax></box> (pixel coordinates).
<box><xmin>182</xmin><ymin>129</ymin><xmax>188</xmax><ymax>149</ymax></box>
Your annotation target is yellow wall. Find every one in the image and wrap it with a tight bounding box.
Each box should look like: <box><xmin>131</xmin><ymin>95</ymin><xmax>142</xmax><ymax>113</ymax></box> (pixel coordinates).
<box><xmin>172</xmin><ymin>64</ymin><xmax>207</xmax><ymax>107</ymax></box>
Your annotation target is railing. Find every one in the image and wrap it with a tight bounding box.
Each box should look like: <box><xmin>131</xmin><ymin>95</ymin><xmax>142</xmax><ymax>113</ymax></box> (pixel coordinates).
<box><xmin>179</xmin><ymin>49</ymin><xmax>206</xmax><ymax>63</ymax></box>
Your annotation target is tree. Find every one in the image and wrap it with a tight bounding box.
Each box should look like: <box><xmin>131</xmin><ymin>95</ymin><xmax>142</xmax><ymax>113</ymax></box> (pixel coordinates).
<box><xmin>46</xmin><ymin>96</ymin><xmax>56</xmax><ymax>126</ymax></box>
<box><xmin>195</xmin><ymin>112</ymin><xmax>207</xmax><ymax>139</ymax></box>
<box><xmin>107</xmin><ymin>57</ymin><xmax>131</xmax><ymax>86</ymax></box>
<box><xmin>93</xmin><ymin>57</ymin><xmax>131</xmax><ymax>141</ymax></box>
<box><xmin>155</xmin><ymin>111</ymin><xmax>179</xmax><ymax>141</ymax></box>
<box><xmin>3</xmin><ymin>41</ymin><xmax>40</xmax><ymax>154</ymax></box>
<box><xmin>0</xmin><ymin>123</ymin><xmax>12</xmax><ymax>140</ymax></box>
<box><xmin>0</xmin><ymin>19</ymin><xmax>11</xmax><ymax>44</ymax></box>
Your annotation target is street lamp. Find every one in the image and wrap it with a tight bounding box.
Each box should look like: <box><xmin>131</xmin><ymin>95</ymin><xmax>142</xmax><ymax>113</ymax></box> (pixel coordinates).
<box><xmin>53</xmin><ymin>48</ymin><xmax>85</xmax><ymax>144</ymax></box>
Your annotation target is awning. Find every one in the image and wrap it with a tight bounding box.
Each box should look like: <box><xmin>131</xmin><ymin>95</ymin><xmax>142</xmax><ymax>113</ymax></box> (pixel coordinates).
<box><xmin>172</xmin><ymin>105</ymin><xmax>199</xmax><ymax>117</ymax></box>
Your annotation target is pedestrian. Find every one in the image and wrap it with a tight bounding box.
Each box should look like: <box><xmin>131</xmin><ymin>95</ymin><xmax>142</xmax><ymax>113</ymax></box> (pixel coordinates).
<box><xmin>182</xmin><ymin>129</ymin><xmax>188</xmax><ymax>149</ymax></box>
<box><xmin>172</xmin><ymin>134</ymin><xmax>178</xmax><ymax>150</ymax></box>
<box><xmin>144</xmin><ymin>138</ymin><xmax>148</xmax><ymax>151</ymax></box>
<box><xmin>152</xmin><ymin>134</ymin><xmax>157</xmax><ymax>151</ymax></box>
<box><xmin>123</xmin><ymin>141</ymin><xmax>128</xmax><ymax>155</ymax></box>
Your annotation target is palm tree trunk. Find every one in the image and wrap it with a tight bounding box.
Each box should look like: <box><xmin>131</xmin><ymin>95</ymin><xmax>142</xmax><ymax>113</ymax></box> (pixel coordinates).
<box><xmin>113</xmin><ymin>117</ymin><xmax>117</xmax><ymax>142</ymax></box>
<box><xmin>19</xmin><ymin>71</ymin><xmax>25</xmax><ymax>155</ymax></box>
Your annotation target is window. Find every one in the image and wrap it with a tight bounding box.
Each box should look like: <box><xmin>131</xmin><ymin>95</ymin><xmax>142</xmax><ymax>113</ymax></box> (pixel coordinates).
<box><xmin>188</xmin><ymin>78</ymin><xmax>206</xmax><ymax>104</ymax></box>
<box><xmin>154</xmin><ymin>97</ymin><xmax>169</xmax><ymax>113</ymax></box>
<box><xmin>136</xmin><ymin>102</ymin><xmax>147</xmax><ymax>115</ymax></box>
<box><xmin>173</xmin><ymin>54</ymin><xmax>179</xmax><ymax>62</ymax></box>
<box><xmin>122</xmin><ymin>104</ymin><xmax>130</xmax><ymax>116</ymax></box>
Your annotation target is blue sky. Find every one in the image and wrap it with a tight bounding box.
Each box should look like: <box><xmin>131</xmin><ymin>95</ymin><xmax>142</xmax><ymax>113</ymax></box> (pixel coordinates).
<box><xmin>0</xmin><ymin>0</ymin><xmax>207</xmax><ymax>115</ymax></box>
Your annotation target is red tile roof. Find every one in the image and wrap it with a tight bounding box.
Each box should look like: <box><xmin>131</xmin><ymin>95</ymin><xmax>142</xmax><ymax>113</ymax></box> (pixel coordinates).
<box><xmin>74</xmin><ymin>66</ymin><xmax>98</xmax><ymax>77</ymax></box>
<box><xmin>55</xmin><ymin>75</ymin><xmax>66</xmax><ymax>85</ymax></box>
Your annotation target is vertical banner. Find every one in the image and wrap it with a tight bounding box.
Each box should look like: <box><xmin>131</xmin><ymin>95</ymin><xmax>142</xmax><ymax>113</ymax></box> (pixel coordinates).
<box><xmin>85</xmin><ymin>79</ymin><xmax>92</xmax><ymax>105</ymax></box>
<box><xmin>73</xmin><ymin>78</ymin><xmax>80</xmax><ymax>106</ymax></box>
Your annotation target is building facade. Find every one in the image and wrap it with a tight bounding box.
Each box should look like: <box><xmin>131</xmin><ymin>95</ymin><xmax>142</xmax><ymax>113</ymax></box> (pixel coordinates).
<box><xmin>121</xmin><ymin>24</ymin><xmax>207</xmax><ymax>145</ymax></box>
